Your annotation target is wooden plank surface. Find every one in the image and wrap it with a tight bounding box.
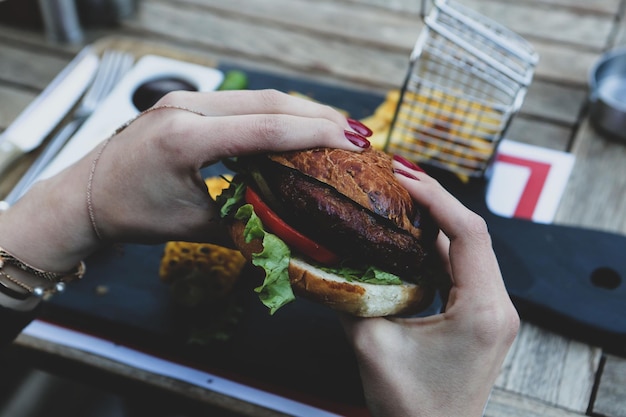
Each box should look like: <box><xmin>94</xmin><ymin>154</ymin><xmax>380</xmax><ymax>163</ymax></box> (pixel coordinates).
<box><xmin>353</xmin><ymin>0</ymin><xmax>622</xmax><ymax>17</ymax></box>
<box><xmin>556</xmin><ymin>118</ymin><xmax>626</xmax><ymax>231</ymax></box>
<box><xmin>485</xmin><ymin>387</ymin><xmax>588</xmax><ymax>417</ymax></box>
<box><xmin>494</xmin><ymin>0</ymin><xmax>623</xmax><ymax>15</ymax></box>
<box><xmin>532</xmin><ymin>42</ymin><xmax>601</xmax><ymax>86</ymax></box>
<box><xmin>462</xmin><ymin>0</ymin><xmax>615</xmax><ymax>50</ymax></box>
<box><xmin>616</xmin><ymin>18</ymin><xmax>626</xmax><ymax>46</ymax></box>
<box><xmin>0</xmin><ymin>43</ymin><xmax>69</xmax><ymax>91</ymax></box>
<box><xmin>0</xmin><ymin>86</ymin><xmax>35</xmax><ymax>131</ymax></box>
<box><xmin>594</xmin><ymin>355</ymin><xmax>626</xmax><ymax>417</ymax></box>
<box><xmin>128</xmin><ymin>1</ymin><xmax>411</xmax><ymax>90</ymax></box>
<box><xmin>521</xmin><ymin>80</ymin><xmax>587</xmax><ymax>125</ymax></box>
<box><xmin>175</xmin><ymin>0</ymin><xmax>423</xmax><ymax>52</ymax></box>
<box><xmin>496</xmin><ymin>322</ymin><xmax>602</xmax><ymax>412</ymax></box>
<box><xmin>135</xmin><ymin>0</ymin><xmax>610</xmax><ymax>86</ymax></box>
<box><xmin>128</xmin><ymin>0</ymin><xmax>599</xmax><ymax>111</ymax></box>
<box><xmin>507</xmin><ymin>116</ymin><xmax>572</xmax><ymax>150</ymax></box>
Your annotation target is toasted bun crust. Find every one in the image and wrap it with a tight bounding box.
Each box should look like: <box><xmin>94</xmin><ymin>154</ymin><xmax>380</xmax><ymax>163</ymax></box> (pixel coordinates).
<box><xmin>230</xmin><ymin>219</ymin><xmax>433</xmax><ymax>317</ymax></box>
<box><xmin>269</xmin><ymin>148</ymin><xmax>423</xmax><ymax>240</ymax></box>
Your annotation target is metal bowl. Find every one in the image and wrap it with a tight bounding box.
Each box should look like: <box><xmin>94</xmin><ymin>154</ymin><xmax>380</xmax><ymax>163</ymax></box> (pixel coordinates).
<box><xmin>589</xmin><ymin>47</ymin><xmax>626</xmax><ymax>141</ymax></box>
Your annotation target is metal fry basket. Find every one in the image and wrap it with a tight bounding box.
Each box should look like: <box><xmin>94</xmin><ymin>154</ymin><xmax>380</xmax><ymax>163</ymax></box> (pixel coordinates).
<box><xmin>385</xmin><ymin>0</ymin><xmax>539</xmax><ymax>178</ymax></box>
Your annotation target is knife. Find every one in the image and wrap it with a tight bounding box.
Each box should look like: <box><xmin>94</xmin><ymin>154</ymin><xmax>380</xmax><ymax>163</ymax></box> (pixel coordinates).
<box><xmin>0</xmin><ymin>47</ymin><xmax>99</xmax><ymax>179</ymax></box>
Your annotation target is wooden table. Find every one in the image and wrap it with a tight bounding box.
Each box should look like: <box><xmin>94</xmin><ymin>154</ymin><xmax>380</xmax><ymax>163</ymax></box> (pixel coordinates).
<box><xmin>1</xmin><ymin>0</ymin><xmax>625</xmax><ymax>416</ymax></box>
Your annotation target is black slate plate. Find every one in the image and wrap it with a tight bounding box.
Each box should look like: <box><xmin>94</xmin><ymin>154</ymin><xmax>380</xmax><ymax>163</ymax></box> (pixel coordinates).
<box><xmin>41</xmin><ymin>63</ymin><xmax>626</xmax><ymax>413</ymax></box>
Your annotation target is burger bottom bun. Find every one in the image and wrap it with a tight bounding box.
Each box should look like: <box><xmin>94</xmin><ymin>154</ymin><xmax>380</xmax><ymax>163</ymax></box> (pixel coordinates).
<box><xmin>229</xmin><ymin>219</ymin><xmax>434</xmax><ymax>317</ymax></box>
<box><xmin>289</xmin><ymin>257</ymin><xmax>434</xmax><ymax>317</ymax></box>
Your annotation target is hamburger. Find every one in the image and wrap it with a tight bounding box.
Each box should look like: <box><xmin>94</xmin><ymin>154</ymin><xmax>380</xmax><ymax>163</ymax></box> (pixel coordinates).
<box><xmin>217</xmin><ymin>147</ymin><xmax>442</xmax><ymax>317</ymax></box>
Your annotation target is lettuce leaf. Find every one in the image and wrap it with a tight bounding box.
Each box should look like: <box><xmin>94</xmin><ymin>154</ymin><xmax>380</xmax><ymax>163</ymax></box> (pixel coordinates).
<box><xmin>218</xmin><ymin>181</ymin><xmax>295</xmax><ymax>313</ymax></box>
<box><xmin>216</xmin><ymin>181</ymin><xmax>246</xmax><ymax>218</ymax></box>
<box><xmin>234</xmin><ymin>204</ymin><xmax>295</xmax><ymax>314</ymax></box>
<box><xmin>320</xmin><ymin>264</ymin><xmax>403</xmax><ymax>285</ymax></box>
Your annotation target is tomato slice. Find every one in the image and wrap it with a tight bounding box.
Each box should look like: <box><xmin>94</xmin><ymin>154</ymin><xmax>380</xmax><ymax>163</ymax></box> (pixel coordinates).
<box><xmin>244</xmin><ymin>186</ymin><xmax>340</xmax><ymax>265</ymax></box>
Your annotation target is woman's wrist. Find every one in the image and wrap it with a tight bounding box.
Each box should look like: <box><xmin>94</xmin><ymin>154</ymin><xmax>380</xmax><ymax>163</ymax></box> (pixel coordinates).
<box><xmin>0</xmin><ymin>153</ymin><xmax>99</xmax><ymax>311</ymax></box>
<box><xmin>0</xmin><ymin>157</ymin><xmax>100</xmax><ymax>274</ymax></box>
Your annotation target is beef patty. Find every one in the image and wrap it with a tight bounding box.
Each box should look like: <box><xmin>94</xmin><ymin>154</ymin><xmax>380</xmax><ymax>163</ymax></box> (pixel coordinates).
<box><xmin>257</xmin><ymin>159</ymin><xmax>431</xmax><ymax>280</ymax></box>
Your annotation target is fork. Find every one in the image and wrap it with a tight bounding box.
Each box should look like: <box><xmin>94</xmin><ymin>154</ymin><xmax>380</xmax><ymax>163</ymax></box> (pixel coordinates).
<box><xmin>3</xmin><ymin>50</ymin><xmax>134</xmax><ymax>206</ymax></box>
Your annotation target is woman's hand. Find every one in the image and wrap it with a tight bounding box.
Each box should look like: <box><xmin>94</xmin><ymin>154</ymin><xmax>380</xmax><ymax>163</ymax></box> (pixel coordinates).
<box><xmin>339</xmin><ymin>162</ymin><xmax>519</xmax><ymax>417</ymax></box>
<box><xmin>85</xmin><ymin>89</ymin><xmax>370</xmax><ymax>244</ymax></box>
<box><xmin>0</xmin><ymin>89</ymin><xmax>371</xmax><ymax>272</ymax></box>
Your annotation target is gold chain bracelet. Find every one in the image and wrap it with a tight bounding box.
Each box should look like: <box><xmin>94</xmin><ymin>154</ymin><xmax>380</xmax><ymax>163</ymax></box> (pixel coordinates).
<box><xmin>0</xmin><ymin>247</ymin><xmax>85</xmax><ymax>299</ymax></box>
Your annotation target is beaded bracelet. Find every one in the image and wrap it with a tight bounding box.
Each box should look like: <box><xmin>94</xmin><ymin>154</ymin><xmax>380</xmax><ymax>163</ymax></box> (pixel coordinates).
<box><xmin>0</xmin><ymin>247</ymin><xmax>85</xmax><ymax>299</ymax></box>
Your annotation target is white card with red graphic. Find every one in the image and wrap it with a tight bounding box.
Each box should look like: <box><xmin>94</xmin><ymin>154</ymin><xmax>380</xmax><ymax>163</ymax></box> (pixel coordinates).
<box><xmin>486</xmin><ymin>139</ymin><xmax>575</xmax><ymax>224</ymax></box>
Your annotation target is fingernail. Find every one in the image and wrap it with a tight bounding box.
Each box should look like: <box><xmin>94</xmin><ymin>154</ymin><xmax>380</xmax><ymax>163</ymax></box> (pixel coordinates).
<box><xmin>394</xmin><ymin>168</ymin><xmax>420</xmax><ymax>180</ymax></box>
<box><xmin>347</xmin><ymin>118</ymin><xmax>373</xmax><ymax>137</ymax></box>
<box><xmin>393</xmin><ymin>154</ymin><xmax>425</xmax><ymax>172</ymax></box>
<box><xmin>345</xmin><ymin>130</ymin><xmax>371</xmax><ymax>149</ymax></box>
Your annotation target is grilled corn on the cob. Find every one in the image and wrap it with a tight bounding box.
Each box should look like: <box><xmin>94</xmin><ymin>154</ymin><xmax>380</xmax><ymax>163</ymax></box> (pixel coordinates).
<box><xmin>159</xmin><ymin>176</ymin><xmax>246</xmax><ymax>305</ymax></box>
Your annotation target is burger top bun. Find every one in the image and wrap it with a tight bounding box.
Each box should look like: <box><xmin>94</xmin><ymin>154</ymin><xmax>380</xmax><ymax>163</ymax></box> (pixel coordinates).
<box><xmin>229</xmin><ymin>219</ymin><xmax>434</xmax><ymax>317</ymax></box>
<box><xmin>270</xmin><ymin>148</ymin><xmax>424</xmax><ymax>240</ymax></box>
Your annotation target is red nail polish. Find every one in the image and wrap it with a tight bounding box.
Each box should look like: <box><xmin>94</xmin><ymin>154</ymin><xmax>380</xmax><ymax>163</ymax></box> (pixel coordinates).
<box><xmin>347</xmin><ymin>118</ymin><xmax>373</xmax><ymax>137</ymax></box>
<box><xmin>393</xmin><ymin>154</ymin><xmax>425</xmax><ymax>172</ymax></box>
<box><xmin>394</xmin><ymin>168</ymin><xmax>420</xmax><ymax>180</ymax></box>
<box><xmin>345</xmin><ymin>130</ymin><xmax>371</xmax><ymax>149</ymax></box>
